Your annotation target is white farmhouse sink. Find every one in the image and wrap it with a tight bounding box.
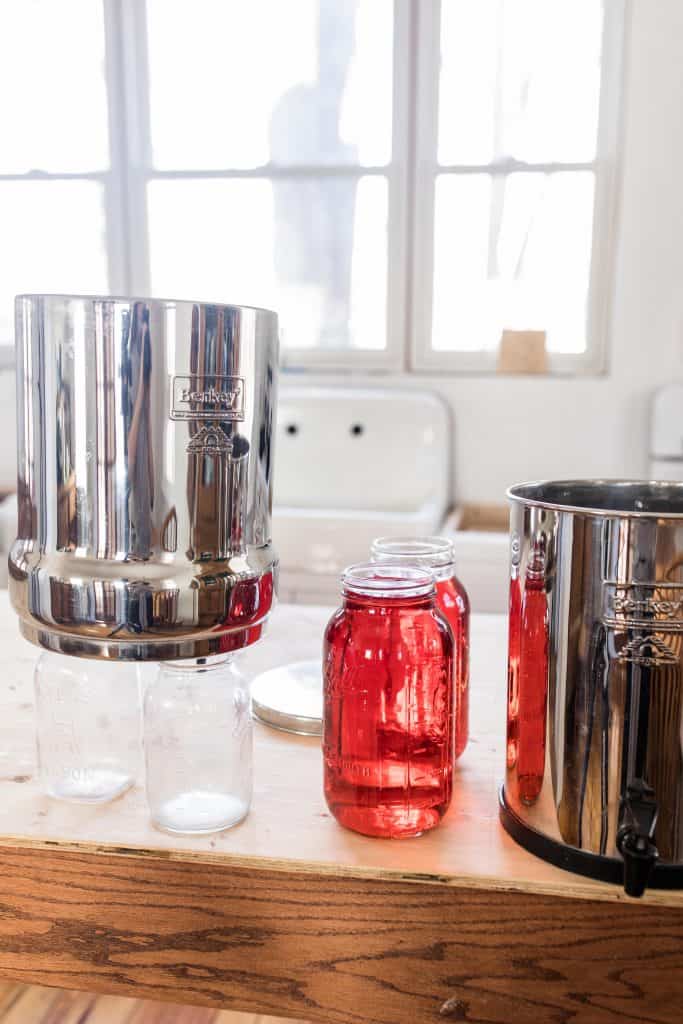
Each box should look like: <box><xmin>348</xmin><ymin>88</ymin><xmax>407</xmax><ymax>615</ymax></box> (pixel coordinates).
<box><xmin>273</xmin><ymin>385</ymin><xmax>451</xmax><ymax>575</ymax></box>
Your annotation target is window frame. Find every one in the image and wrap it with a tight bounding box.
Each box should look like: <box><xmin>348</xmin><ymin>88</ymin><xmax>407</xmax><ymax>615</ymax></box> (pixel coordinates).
<box><xmin>0</xmin><ymin>0</ymin><xmax>125</xmax><ymax>361</ymax></box>
<box><xmin>108</xmin><ymin>0</ymin><xmax>412</xmax><ymax>373</ymax></box>
<box><xmin>409</xmin><ymin>0</ymin><xmax>627</xmax><ymax>376</ymax></box>
<box><xmin>0</xmin><ymin>0</ymin><xmax>625</xmax><ymax>376</ymax></box>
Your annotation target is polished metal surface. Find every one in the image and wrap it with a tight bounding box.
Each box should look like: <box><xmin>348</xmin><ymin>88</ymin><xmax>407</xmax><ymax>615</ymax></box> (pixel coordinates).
<box><xmin>504</xmin><ymin>479</ymin><xmax>683</xmax><ymax>875</ymax></box>
<box><xmin>10</xmin><ymin>295</ymin><xmax>279</xmax><ymax>660</ymax></box>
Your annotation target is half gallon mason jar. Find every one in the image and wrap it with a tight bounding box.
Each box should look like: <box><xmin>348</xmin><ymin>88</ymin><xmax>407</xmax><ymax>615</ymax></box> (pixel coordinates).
<box><xmin>144</xmin><ymin>655</ymin><xmax>252</xmax><ymax>834</ymax></box>
<box><xmin>323</xmin><ymin>563</ymin><xmax>454</xmax><ymax>838</ymax></box>
<box><xmin>371</xmin><ymin>536</ymin><xmax>470</xmax><ymax>757</ymax></box>
<box><xmin>34</xmin><ymin>652</ymin><xmax>141</xmax><ymax>802</ymax></box>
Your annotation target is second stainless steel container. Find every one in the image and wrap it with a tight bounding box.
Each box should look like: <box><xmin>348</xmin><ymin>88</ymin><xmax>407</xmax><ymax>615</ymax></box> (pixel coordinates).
<box><xmin>501</xmin><ymin>480</ymin><xmax>683</xmax><ymax>896</ymax></box>
<box><xmin>10</xmin><ymin>294</ymin><xmax>278</xmax><ymax>661</ymax></box>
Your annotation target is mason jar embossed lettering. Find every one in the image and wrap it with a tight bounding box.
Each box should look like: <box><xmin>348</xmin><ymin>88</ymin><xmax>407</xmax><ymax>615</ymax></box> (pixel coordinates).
<box><xmin>34</xmin><ymin>651</ymin><xmax>141</xmax><ymax>802</ymax></box>
<box><xmin>323</xmin><ymin>564</ymin><xmax>454</xmax><ymax>838</ymax></box>
<box><xmin>370</xmin><ymin>536</ymin><xmax>470</xmax><ymax>757</ymax></box>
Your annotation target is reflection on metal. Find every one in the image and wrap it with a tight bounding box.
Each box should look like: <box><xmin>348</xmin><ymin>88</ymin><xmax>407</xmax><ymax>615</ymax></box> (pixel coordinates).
<box><xmin>160</xmin><ymin>507</ymin><xmax>178</xmax><ymax>554</ymax></box>
<box><xmin>502</xmin><ymin>480</ymin><xmax>683</xmax><ymax>891</ymax></box>
<box><xmin>10</xmin><ymin>295</ymin><xmax>279</xmax><ymax>661</ymax></box>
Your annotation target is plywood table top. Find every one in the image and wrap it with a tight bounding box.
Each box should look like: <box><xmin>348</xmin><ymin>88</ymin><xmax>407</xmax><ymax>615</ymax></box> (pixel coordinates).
<box><xmin>0</xmin><ymin>593</ymin><xmax>680</xmax><ymax>1024</ymax></box>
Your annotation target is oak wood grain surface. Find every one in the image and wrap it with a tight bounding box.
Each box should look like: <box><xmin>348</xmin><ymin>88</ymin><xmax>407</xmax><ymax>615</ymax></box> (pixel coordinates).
<box><xmin>0</xmin><ymin>845</ymin><xmax>680</xmax><ymax>1024</ymax></box>
<box><xmin>0</xmin><ymin>594</ymin><xmax>679</xmax><ymax>1022</ymax></box>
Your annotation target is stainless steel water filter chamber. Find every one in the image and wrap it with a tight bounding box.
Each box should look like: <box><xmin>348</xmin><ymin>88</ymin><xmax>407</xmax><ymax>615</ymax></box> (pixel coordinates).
<box><xmin>500</xmin><ymin>480</ymin><xmax>683</xmax><ymax>896</ymax></box>
<box><xmin>9</xmin><ymin>295</ymin><xmax>278</xmax><ymax>661</ymax></box>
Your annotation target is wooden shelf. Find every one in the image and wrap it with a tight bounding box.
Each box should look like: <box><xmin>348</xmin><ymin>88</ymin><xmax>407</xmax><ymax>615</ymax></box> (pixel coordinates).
<box><xmin>0</xmin><ymin>594</ymin><xmax>680</xmax><ymax>1023</ymax></box>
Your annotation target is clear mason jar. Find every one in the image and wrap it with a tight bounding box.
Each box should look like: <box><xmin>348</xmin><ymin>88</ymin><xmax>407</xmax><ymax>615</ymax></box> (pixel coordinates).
<box><xmin>371</xmin><ymin>536</ymin><xmax>470</xmax><ymax>758</ymax></box>
<box><xmin>143</xmin><ymin>655</ymin><xmax>252</xmax><ymax>834</ymax></box>
<box><xmin>34</xmin><ymin>651</ymin><xmax>142</xmax><ymax>803</ymax></box>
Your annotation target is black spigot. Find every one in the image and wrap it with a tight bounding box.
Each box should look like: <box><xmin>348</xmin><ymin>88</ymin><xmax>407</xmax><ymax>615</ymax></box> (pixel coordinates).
<box><xmin>616</xmin><ymin>779</ymin><xmax>659</xmax><ymax>898</ymax></box>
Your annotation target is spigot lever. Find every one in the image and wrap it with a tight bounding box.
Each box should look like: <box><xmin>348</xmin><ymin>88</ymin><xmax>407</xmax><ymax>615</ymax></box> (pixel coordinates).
<box><xmin>617</xmin><ymin>779</ymin><xmax>659</xmax><ymax>898</ymax></box>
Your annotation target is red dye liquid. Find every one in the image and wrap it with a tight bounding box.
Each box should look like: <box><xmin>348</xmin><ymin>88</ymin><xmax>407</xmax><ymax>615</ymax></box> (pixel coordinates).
<box><xmin>435</xmin><ymin>575</ymin><xmax>470</xmax><ymax>758</ymax></box>
<box><xmin>506</xmin><ymin>574</ymin><xmax>522</xmax><ymax>768</ymax></box>
<box><xmin>516</xmin><ymin>571</ymin><xmax>549</xmax><ymax>805</ymax></box>
<box><xmin>323</xmin><ymin>592</ymin><xmax>454</xmax><ymax>838</ymax></box>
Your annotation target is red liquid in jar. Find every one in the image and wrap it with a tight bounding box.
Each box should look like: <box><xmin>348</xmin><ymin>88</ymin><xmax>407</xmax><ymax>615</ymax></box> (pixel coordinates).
<box><xmin>506</xmin><ymin>574</ymin><xmax>522</xmax><ymax>768</ymax></box>
<box><xmin>323</xmin><ymin>593</ymin><xmax>454</xmax><ymax>838</ymax></box>
<box><xmin>516</xmin><ymin>572</ymin><xmax>549</xmax><ymax>805</ymax></box>
<box><xmin>435</xmin><ymin>575</ymin><xmax>470</xmax><ymax>758</ymax></box>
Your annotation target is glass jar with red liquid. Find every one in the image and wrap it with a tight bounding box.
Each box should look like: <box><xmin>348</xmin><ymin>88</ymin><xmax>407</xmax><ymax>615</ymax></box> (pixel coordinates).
<box><xmin>323</xmin><ymin>564</ymin><xmax>454</xmax><ymax>838</ymax></box>
<box><xmin>370</xmin><ymin>537</ymin><xmax>470</xmax><ymax>758</ymax></box>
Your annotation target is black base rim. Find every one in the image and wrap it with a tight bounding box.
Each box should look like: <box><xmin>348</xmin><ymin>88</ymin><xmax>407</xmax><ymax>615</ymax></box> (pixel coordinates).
<box><xmin>499</xmin><ymin>786</ymin><xmax>683</xmax><ymax>891</ymax></box>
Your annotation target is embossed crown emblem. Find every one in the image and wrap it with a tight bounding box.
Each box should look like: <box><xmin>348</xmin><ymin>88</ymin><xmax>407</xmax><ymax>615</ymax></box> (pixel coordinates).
<box><xmin>185</xmin><ymin>425</ymin><xmax>232</xmax><ymax>455</ymax></box>
<box><xmin>617</xmin><ymin>634</ymin><xmax>678</xmax><ymax>667</ymax></box>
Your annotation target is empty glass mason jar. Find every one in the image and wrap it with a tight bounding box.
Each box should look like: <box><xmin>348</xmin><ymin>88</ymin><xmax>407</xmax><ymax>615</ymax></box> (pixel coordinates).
<box><xmin>371</xmin><ymin>536</ymin><xmax>470</xmax><ymax>758</ymax></box>
<box><xmin>34</xmin><ymin>651</ymin><xmax>142</xmax><ymax>803</ymax></box>
<box><xmin>144</xmin><ymin>655</ymin><xmax>252</xmax><ymax>834</ymax></box>
<box><xmin>323</xmin><ymin>564</ymin><xmax>454</xmax><ymax>838</ymax></box>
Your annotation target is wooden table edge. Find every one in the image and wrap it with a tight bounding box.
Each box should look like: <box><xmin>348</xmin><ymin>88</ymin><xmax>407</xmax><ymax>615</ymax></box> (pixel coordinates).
<box><xmin>0</xmin><ymin>831</ymin><xmax>678</xmax><ymax>908</ymax></box>
<box><xmin>0</xmin><ymin>839</ymin><xmax>681</xmax><ymax>1024</ymax></box>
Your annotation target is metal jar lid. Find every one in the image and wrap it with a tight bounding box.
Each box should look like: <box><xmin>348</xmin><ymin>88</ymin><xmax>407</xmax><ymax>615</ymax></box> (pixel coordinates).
<box><xmin>250</xmin><ymin>660</ymin><xmax>323</xmax><ymax>736</ymax></box>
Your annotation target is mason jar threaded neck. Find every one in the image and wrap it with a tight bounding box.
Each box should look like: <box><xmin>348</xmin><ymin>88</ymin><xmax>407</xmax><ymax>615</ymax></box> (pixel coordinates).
<box><xmin>342</xmin><ymin>562</ymin><xmax>436</xmax><ymax>600</ymax></box>
<box><xmin>370</xmin><ymin>536</ymin><xmax>456</xmax><ymax>580</ymax></box>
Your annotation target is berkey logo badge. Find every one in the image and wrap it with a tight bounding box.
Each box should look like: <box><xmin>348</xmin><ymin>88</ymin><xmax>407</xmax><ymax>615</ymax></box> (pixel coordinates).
<box><xmin>170</xmin><ymin>375</ymin><xmax>245</xmax><ymax>421</ymax></box>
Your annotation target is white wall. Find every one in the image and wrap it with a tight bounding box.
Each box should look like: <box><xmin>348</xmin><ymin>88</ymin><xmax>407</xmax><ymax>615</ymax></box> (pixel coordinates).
<box><xmin>0</xmin><ymin>370</ymin><xmax>16</xmax><ymax>493</ymax></box>
<box><xmin>285</xmin><ymin>0</ymin><xmax>683</xmax><ymax>506</ymax></box>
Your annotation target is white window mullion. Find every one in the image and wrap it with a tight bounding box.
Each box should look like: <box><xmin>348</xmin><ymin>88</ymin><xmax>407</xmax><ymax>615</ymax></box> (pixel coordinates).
<box><xmin>148</xmin><ymin>166</ymin><xmax>390</xmax><ymax>180</ymax></box>
<box><xmin>279</xmin><ymin>0</ymin><xmax>412</xmax><ymax>372</ymax></box>
<box><xmin>104</xmin><ymin>0</ymin><xmax>152</xmax><ymax>297</ymax></box>
<box><xmin>409</xmin><ymin>0</ymin><xmax>440</xmax><ymax>372</ymax></box>
<box><xmin>384</xmin><ymin>0</ymin><xmax>413</xmax><ymax>373</ymax></box>
<box><xmin>585</xmin><ymin>0</ymin><xmax>629</xmax><ymax>376</ymax></box>
<box><xmin>102</xmin><ymin>0</ymin><xmax>131</xmax><ymax>294</ymax></box>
